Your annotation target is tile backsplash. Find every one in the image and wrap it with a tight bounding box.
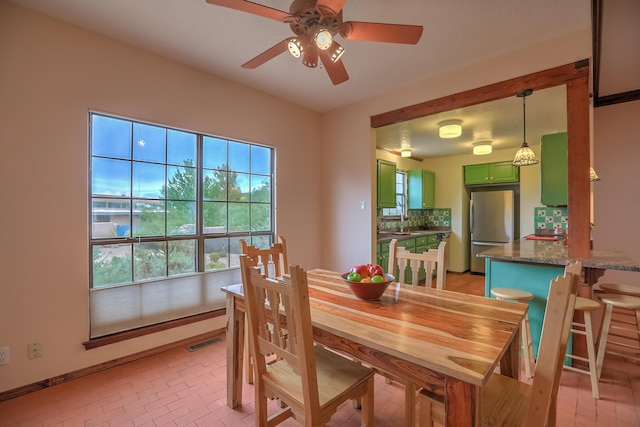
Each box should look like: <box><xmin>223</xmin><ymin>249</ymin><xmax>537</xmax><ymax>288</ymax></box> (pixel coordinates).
<box><xmin>377</xmin><ymin>208</ymin><xmax>451</xmax><ymax>230</ymax></box>
<box><xmin>535</xmin><ymin>206</ymin><xmax>568</xmax><ymax>230</ymax></box>
<box><xmin>424</xmin><ymin>208</ymin><xmax>451</xmax><ymax>227</ymax></box>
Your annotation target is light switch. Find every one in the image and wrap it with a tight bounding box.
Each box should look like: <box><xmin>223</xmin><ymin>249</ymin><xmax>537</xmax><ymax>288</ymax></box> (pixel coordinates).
<box><xmin>360</xmin><ymin>201</ymin><xmax>366</xmax><ymax>211</ymax></box>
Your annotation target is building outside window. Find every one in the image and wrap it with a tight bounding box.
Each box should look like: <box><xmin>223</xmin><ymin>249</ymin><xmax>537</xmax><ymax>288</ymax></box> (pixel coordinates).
<box><xmin>88</xmin><ymin>112</ymin><xmax>275</xmax><ymax>337</ymax></box>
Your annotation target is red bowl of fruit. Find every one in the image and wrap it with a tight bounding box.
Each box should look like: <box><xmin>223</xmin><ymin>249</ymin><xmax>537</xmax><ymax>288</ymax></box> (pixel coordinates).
<box><xmin>341</xmin><ymin>264</ymin><xmax>394</xmax><ymax>300</ymax></box>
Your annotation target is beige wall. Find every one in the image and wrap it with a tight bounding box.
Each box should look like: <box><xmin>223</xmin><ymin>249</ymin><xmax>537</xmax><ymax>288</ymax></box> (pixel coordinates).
<box><xmin>593</xmin><ymin>99</ymin><xmax>640</xmax><ymax>283</ymax></box>
<box><xmin>0</xmin><ymin>3</ymin><xmax>323</xmax><ymax>392</ymax></box>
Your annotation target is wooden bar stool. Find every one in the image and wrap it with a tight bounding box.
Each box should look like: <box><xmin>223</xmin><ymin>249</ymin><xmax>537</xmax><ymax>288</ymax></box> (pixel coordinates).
<box><xmin>490</xmin><ymin>287</ymin><xmax>535</xmax><ymax>379</ymax></box>
<box><xmin>596</xmin><ymin>293</ymin><xmax>640</xmax><ymax>378</ymax></box>
<box><xmin>598</xmin><ymin>282</ymin><xmax>640</xmax><ymax>297</ymax></box>
<box><xmin>563</xmin><ymin>296</ymin><xmax>602</xmax><ymax>399</ymax></box>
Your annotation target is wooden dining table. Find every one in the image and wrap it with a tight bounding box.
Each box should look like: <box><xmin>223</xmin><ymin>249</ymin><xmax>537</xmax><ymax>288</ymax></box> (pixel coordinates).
<box><xmin>222</xmin><ymin>269</ymin><xmax>527</xmax><ymax>426</ymax></box>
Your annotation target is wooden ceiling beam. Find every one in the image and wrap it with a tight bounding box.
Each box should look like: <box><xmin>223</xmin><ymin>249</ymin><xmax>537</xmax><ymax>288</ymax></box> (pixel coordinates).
<box><xmin>371</xmin><ymin>61</ymin><xmax>589</xmax><ymax>129</ymax></box>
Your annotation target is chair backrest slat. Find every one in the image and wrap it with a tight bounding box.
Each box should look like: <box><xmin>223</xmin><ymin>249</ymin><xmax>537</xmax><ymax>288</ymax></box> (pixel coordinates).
<box><xmin>525</xmin><ymin>261</ymin><xmax>581</xmax><ymax>426</ymax></box>
<box><xmin>240</xmin><ymin>236</ymin><xmax>288</xmax><ymax>278</ymax></box>
<box><xmin>388</xmin><ymin>239</ymin><xmax>447</xmax><ymax>289</ymax></box>
<box><xmin>240</xmin><ymin>255</ymin><xmax>320</xmax><ymax>411</ymax></box>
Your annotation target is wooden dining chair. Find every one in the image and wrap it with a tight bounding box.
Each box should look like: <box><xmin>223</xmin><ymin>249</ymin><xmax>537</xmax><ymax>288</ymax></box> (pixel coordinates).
<box><xmin>239</xmin><ymin>255</ymin><xmax>375</xmax><ymax>427</ymax></box>
<box><xmin>380</xmin><ymin>239</ymin><xmax>447</xmax><ymax>426</ymax></box>
<box><xmin>239</xmin><ymin>236</ymin><xmax>288</xmax><ymax>278</ymax></box>
<box><xmin>388</xmin><ymin>239</ymin><xmax>447</xmax><ymax>289</ymax></box>
<box><xmin>418</xmin><ymin>261</ymin><xmax>581</xmax><ymax>427</ymax></box>
<box><xmin>240</xmin><ymin>236</ymin><xmax>289</xmax><ymax>383</ymax></box>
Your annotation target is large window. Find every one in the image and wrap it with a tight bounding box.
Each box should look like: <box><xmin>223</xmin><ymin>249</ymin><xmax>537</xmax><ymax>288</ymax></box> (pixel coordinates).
<box><xmin>89</xmin><ymin>112</ymin><xmax>274</xmax><ymax>337</ymax></box>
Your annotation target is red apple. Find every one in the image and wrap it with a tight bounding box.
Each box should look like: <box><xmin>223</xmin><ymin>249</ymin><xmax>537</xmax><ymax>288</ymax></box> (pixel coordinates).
<box><xmin>368</xmin><ymin>263</ymin><xmax>384</xmax><ymax>277</ymax></box>
<box><xmin>350</xmin><ymin>264</ymin><xmax>370</xmax><ymax>278</ymax></box>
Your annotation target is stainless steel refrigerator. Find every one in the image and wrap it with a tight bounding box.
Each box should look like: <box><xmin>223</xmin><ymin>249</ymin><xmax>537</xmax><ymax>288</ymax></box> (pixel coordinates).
<box><xmin>470</xmin><ymin>189</ymin><xmax>515</xmax><ymax>274</ymax></box>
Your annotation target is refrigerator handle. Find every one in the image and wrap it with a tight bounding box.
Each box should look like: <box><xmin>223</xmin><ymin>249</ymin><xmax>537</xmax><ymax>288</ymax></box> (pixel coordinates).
<box><xmin>469</xmin><ymin>199</ymin><xmax>474</xmax><ymax>233</ymax></box>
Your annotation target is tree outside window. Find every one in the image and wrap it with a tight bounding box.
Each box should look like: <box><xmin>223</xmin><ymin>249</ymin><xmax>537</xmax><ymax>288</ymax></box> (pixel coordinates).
<box><xmin>90</xmin><ymin>113</ymin><xmax>274</xmax><ymax>288</ymax></box>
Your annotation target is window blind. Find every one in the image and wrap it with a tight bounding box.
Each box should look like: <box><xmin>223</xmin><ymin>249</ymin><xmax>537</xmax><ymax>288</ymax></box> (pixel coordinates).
<box><xmin>89</xmin><ymin>269</ymin><xmax>240</xmax><ymax>338</ymax></box>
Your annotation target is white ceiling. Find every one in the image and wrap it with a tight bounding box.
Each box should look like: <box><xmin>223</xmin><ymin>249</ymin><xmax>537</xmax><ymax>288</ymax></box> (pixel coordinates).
<box><xmin>12</xmin><ymin>0</ymin><xmax>637</xmax><ymax>160</ymax></box>
<box><xmin>376</xmin><ymin>85</ymin><xmax>568</xmax><ymax>158</ymax></box>
<box><xmin>598</xmin><ymin>0</ymin><xmax>640</xmax><ymax>97</ymax></box>
<box><xmin>10</xmin><ymin>0</ymin><xmax>590</xmax><ymax>113</ymax></box>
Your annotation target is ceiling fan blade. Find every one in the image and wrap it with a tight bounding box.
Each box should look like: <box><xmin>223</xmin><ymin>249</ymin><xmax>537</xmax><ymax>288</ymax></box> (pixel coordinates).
<box><xmin>205</xmin><ymin>0</ymin><xmax>291</xmax><ymax>21</ymax></box>
<box><xmin>341</xmin><ymin>21</ymin><xmax>423</xmax><ymax>44</ymax></box>
<box><xmin>241</xmin><ymin>39</ymin><xmax>290</xmax><ymax>69</ymax></box>
<box><xmin>316</xmin><ymin>0</ymin><xmax>347</xmax><ymax>15</ymax></box>
<box><xmin>319</xmin><ymin>50</ymin><xmax>349</xmax><ymax>85</ymax></box>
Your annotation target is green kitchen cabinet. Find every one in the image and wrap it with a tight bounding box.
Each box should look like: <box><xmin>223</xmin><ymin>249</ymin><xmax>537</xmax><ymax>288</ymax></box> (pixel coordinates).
<box><xmin>464</xmin><ymin>161</ymin><xmax>519</xmax><ymax>185</ymax></box>
<box><xmin>540</xmin><ymin>132</ymin><xmax>568</xmax><ymax>206</ymax></box>
<box><xmin>377</xmin><ymin>241</ymin><xmax>390</xmax><ymax>272</ymax></box>
<box><xmin>377</xmin><ymin>159</ymin><xmax>397</xmax><ymax>208</ymax></box>
<box><xmin>407</xmin><ymin>169</ymin><xmax>435</xmax><ymax>209</ymax></box>
<box><xmin>415</xmin><ymin>236</ymin><xmax>429</xmax><ymax>282</ymax></box>
<box><xmin>394</xmin><ymin>238</ymin><xmax>415</xmax><ymax>283</ymax></box>
<box><xmin>427</xmin><ymin>234</ymin><xmax>439</xmax><ymax>249</ymax></box>
<box><xmin>415</xmin><ymin>236</ymin><xmax>429</xmax><ymax>252</ymax></box>
<box><xmin>415</xmin><ymin>235</ymin><xmax>442</xmax><ymax>282</ymax></box>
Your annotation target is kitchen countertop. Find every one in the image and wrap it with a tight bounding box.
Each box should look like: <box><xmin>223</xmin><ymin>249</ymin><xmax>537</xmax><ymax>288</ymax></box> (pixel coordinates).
<box><xmin>478</xmin><ymin>238</ymin><xmax>640</xmax><ymax>272</ymax></box>
<box><xmin>376</xmin><ymin>229</ymin><xmax>451</xmax><ymax>243</ymax></box>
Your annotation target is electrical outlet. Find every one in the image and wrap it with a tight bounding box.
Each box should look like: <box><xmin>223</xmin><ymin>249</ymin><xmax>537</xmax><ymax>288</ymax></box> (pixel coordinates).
<box><xmin>28</xmin><ymin>342</ymin><xmax>42</xmax><ymax>360</ymax></box>
<box><xmin>0</xmin><ymin>347</ymin><xmax>9</xmax><ymax>365</ymax></box>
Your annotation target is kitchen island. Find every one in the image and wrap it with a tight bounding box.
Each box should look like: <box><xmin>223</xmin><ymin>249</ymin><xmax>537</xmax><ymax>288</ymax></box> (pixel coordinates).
<box><xmin>479</xmin><ymin>238</ymin><xmax>640</xmax><ymax>360</ymax></box>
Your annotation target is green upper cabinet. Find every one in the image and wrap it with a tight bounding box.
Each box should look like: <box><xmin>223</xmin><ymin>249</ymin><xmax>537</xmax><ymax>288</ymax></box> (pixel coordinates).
<box><xmin>541</xmin><ymin>132</ymin><xmax>568</xmax><ymax>206</ymax></box>
<box><xmin>464</xmin><ymin>161</ymin><xmax>519</xmax><ymax>185</ymax></box>
<box><xmin>377</xmin><ymin>159</ymin><xmax>397</xmax><ymax>208</ymax></box>
<box><xmin>407</xmin><ymin>169</ymin><xmax>435</xmax><ymax>209</ymax></box>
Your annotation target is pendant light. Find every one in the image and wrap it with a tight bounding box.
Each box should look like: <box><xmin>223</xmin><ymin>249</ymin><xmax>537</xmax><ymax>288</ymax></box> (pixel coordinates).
<box><xmin>512</xmin><ymin>89</ymin><xmax>539</xmax><ymax>166</ymax></box>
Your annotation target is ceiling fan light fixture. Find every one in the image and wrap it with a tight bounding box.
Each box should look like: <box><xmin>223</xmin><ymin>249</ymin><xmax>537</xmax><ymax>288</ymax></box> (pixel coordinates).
<box><xmin>287</xmin><ymin>37</ymin><xmax>304</xmax><ymax>58</ymax></box>
<box><xmin>473</xmin><ymin>141</ymin><xmax>492</xmax><ymax>155</ymax></box>
<box><xmin>302</xmin><ymin>45</ymin><xmax>318</xmax><ymax>68</ymax></box>
<box><xmin>512</xmin><ymin>89</ymin><xmax>539</xmax><ymax>166</ymax></box>
<box><xmin>438</xmin><ymin>120</ymin><xmax>462</xmax><ymax>139</ymax></box>
<box><xmin>401</xmin><ymin>149</ymin><xmax>412</xmax><ymax>157</ymax></box>
<box><xmin>327</xmin><ymin>41</ymin><xmax>345</xmax><ymax>62</ymax></box>
<box><xmin>311</xmin><ymin>26</ymin><xmax>333</xmax><ymax>50</ymax></box>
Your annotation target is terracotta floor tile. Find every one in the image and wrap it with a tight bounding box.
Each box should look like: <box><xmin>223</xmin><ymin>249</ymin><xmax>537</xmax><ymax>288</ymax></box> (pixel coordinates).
<box><xmin>0</xmin><ymin>272</ymin><xmax>639</xmax><ymax>427</ymax></box>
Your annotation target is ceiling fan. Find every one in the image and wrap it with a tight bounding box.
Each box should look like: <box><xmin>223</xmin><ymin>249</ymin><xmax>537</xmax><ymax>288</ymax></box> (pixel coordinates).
<box><xmin>205</xmin><ymin>0</ymin><xmax>424</xmax><ymax>85</ymax></box>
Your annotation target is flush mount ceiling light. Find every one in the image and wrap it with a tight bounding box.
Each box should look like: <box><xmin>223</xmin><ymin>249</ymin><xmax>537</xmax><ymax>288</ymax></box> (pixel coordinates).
<box><xmin>438</xmin><ymin>120</ymin><xmax>462</xmax><ymax>139</ymax></box>
<box><xmin>512</xmin><ymin>89</ymin><xmax>539</xmax><ymax>166</ymax></box>
<box><xmin>401</xmin><ymin>149</ymin><xmax>412</xmax><ymax>157</ymax></box>
<box><xmin>473</xmin><ymin>141</ymin><xmax>493</xmax><ymax>155</ymax></box>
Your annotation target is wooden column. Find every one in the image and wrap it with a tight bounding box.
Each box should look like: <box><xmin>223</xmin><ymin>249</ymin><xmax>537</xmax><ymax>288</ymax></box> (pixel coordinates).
<box><xmin>566</xmin><ymin>76</ymin><xmax>591</xmax><ymax>258</ymax></box>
